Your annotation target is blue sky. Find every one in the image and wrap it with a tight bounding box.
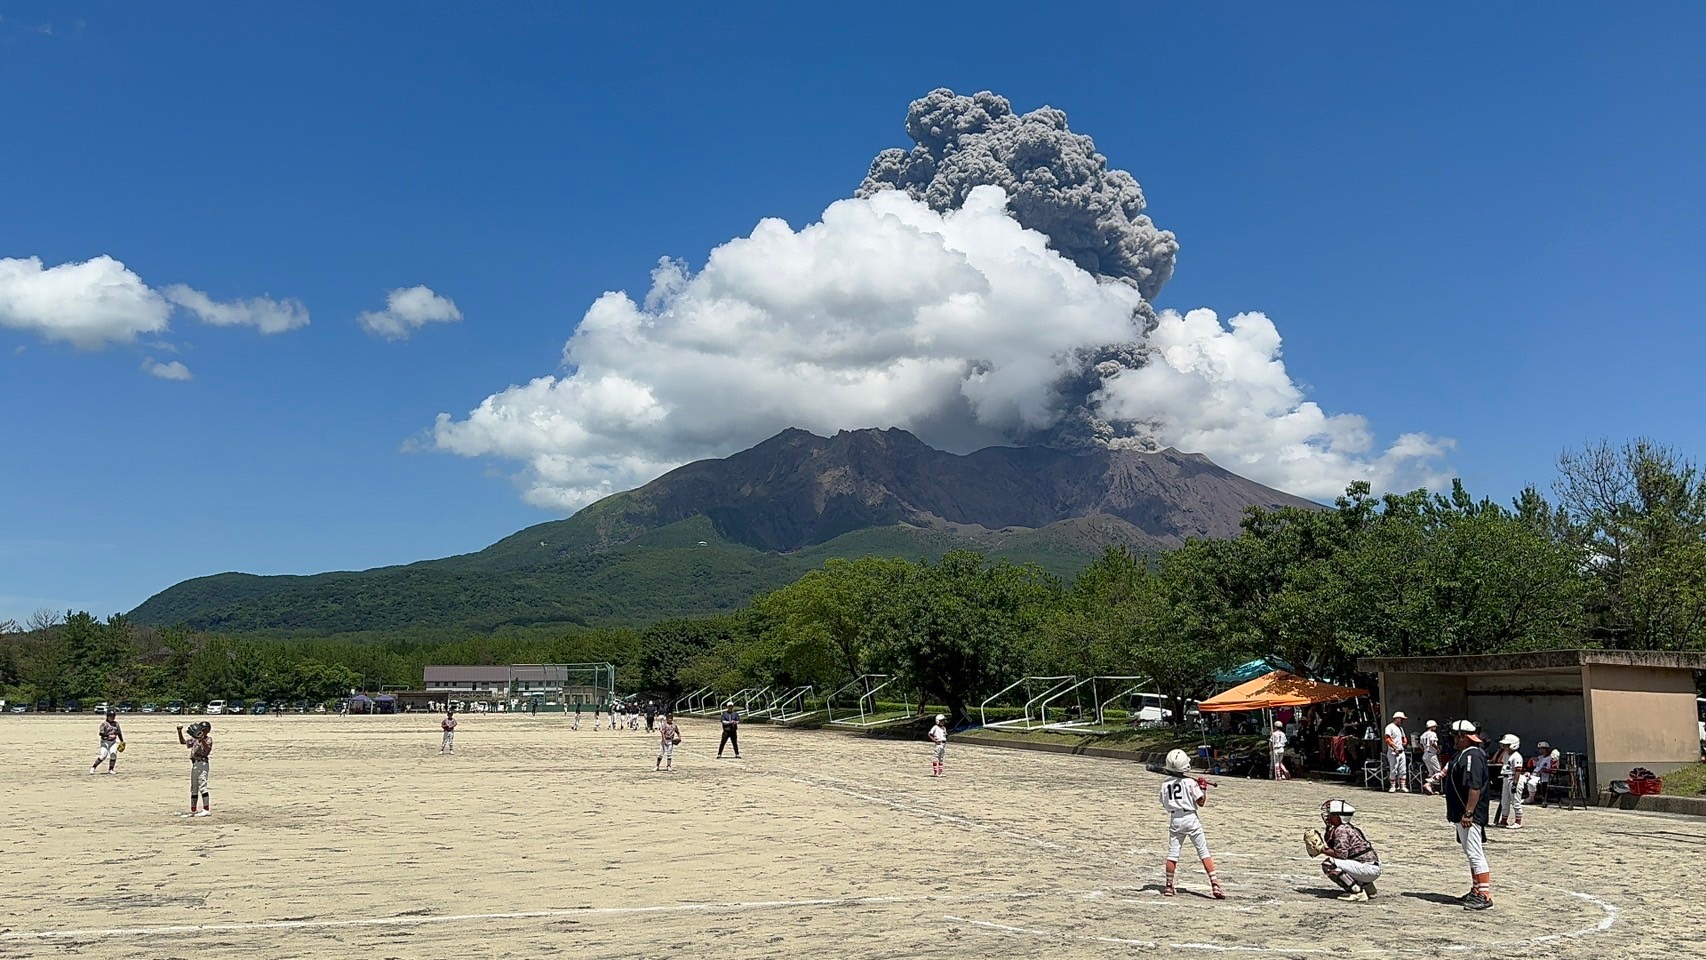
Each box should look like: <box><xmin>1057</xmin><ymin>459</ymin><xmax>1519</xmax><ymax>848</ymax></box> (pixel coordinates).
<box><xmin>3</xmin><ymin>3</ymin><xmax>1704</xmax><ymax>623</ymax></box>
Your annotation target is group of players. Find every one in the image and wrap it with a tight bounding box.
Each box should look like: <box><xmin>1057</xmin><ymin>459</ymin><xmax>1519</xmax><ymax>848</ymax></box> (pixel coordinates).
<box><xmin>437</xmin><ymin>698</ymin><xmax>745</xmax><ymax>770</ymax></box>
<box><xmin>84</xmin><ymin>708</ymin><xmax>216</xmax><ymax>817</ymax></box>
<box><xmin>1168</xmin><ymin>716</ymin><xmax>1508</xmax><ymax>910</ymax></box>
<box><xmin>88</xmin><ymin>696</ymin><xmax>1511</xmax><ymax>911</ymax></box>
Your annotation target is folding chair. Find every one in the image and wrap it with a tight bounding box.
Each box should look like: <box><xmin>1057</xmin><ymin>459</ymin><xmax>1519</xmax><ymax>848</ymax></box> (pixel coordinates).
<box><xmin>1361</xmin><ymin>760</ymin><xmax>1386</xmax><ymax>791</ymax></box>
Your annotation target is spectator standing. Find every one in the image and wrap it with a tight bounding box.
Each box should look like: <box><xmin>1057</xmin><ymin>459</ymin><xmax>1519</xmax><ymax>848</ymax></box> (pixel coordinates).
<box><xmin>1384</xmin><ymin>712</ymin><xmax>1410</xmax><ymax>793</ymax></box>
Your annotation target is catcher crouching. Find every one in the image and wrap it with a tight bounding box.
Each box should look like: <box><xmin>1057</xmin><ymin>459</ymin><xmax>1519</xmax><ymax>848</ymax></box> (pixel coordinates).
<box><xmin>1308</xmin><ymin>799</ymin><xmax>1381</xmax><ymax>901</ymax></box>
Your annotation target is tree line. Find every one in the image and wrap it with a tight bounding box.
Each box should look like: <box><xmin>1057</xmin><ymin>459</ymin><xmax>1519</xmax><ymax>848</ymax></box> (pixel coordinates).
<box><xmin>4</xmin><ymin>439</ymin><xmax>1704</xmax><ymax>717</ymax></box>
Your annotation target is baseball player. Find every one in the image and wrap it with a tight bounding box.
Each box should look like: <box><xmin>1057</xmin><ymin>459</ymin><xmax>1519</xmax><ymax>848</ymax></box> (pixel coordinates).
<box><xmin>1494</xmin><ymin>734</ymin><xmax>1524</xmax><ymax>829</ymax></box>
<box><xmin>1420</xmin><ymin>719</ymin><xmax>1442</xmax><ymax>785</ymax></box>
<box><xmin>1269</xmin><ymin>722</ymin><xmax>1290</xmax><ymax>781</ymax></box>
<box><xmin>927</xmin><ymin>714</ymin><xmax>948</xmax><ymax>777</ymax></box>
<box><xmin>1314</xmin><ymin>799</ymin><xmax>1381</xmax><ymax>901</ymax></box>
<box><xmin>89</xmin><ymin>709</ymin><xmax>126</xmax><ymax>774</ymax></box>
<box><xmin>1384</xmin><ymin>712</ymin><xmax>1410</xmax><ymax>792</ymax></box>
<box><xmin>572</xmin><ymin>702</ymin><xmax>582</xmax><ymax>731</ymax></box>
<box><xmin>177</xmin><ymin>721</ymin><xmax>213</xmax><ymax>817</ymax></box>
<box><xmin>440</xmin><ymin>708</ymin><xmax>457</xmax><ymax>754</ymax></box>
<box><xmin>1158</xmin><ymin>749</ymin><xmax>1225</xmax><ymax>899</ymax></box>
<box><xmin>1445</xmin><ymin>720</ymin><xmax>1493</xmax><ymax>910</ymax></box>
<box><xmin>656</xmin><ymin>713</ymin><xmax>681</xmax><ymax>771</ymax></box>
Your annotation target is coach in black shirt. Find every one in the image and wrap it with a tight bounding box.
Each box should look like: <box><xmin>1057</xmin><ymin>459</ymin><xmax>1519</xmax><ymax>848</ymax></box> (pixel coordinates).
<box><xmin>1445</xmin><ymin>720</ymin><xmax>1493</xmax><ymax>911</ymax></box>
<box><xmin>718</xmin><ymin>702</ymin><xmax>741</xmax><ymax>759</ymax></box>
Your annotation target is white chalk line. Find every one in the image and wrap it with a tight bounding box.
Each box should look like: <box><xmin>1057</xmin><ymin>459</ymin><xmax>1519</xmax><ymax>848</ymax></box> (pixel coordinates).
<box><xmin>0</xmin><ymin>890</ymin><xmax>1037</xmax><ymax>942</ymax></box>
<box><xmin>948</xmin><ymin>888</ymin><xmax>1620</xmax><ymax>956</ymax></box>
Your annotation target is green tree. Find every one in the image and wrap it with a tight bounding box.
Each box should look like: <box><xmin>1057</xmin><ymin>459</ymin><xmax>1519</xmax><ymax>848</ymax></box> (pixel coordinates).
<box><xmin>867</xmin><ymin>552</ymin><xmax>1058</xmax><ymax>722</ymax></box>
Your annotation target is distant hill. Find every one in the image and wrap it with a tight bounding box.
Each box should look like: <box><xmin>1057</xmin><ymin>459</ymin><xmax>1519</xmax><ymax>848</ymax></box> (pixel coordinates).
<box><xmin>130</xmin><ymin>428</ymin><xmax>1318</xmax><ymax>633</ymax></box>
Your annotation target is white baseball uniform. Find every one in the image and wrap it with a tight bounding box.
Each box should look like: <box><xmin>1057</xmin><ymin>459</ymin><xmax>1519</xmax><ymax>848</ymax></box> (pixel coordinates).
<box><xmin>1160</xmin><ymin>776</ymin><xmax>1211</xmax><ymax>862</ymax></box>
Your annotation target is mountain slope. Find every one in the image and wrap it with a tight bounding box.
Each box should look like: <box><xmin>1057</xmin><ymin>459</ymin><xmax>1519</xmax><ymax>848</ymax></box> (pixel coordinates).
<box><xmin>131</xmin><ymin>428</ymin><xmax>1318</xmax><ymax>632</ymax></box>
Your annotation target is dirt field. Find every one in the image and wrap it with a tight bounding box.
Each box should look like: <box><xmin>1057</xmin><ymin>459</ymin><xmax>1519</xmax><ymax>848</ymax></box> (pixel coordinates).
<box><xmin>2</xmin><ymin>713</ymin><xmax>1701</xmax><ymax>960</ymax></box>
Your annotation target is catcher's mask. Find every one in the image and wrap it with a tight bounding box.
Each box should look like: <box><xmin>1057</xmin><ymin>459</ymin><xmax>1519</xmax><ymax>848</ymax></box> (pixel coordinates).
<box><xmin>1321</xmin><ymin>799</ymin><xmax>1356</xmax><ymax>822</ymax></box>
<box><xmin>1163</xmin><ymin>748</ymin><xmax>1193</xmax><ymax>775</ymax></box>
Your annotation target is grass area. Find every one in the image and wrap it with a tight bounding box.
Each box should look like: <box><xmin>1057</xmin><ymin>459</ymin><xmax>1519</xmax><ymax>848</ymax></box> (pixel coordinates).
<box><xmin>1659</xmin><ymin>761</ymin><xmax>1706</xmax><ymax>796</ymax></box>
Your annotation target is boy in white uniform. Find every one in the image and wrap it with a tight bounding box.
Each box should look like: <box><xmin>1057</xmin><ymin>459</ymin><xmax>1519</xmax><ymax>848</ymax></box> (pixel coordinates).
<box><xmin>927</xmin><ymin>714</ymin><xmax>948</xmax><ymax>777</ymax></box>
<box><xmin>1420</xmin><ymin>720</ymin><xmax>1442</xmax><ymax>784</ymax></box>
<box><xmin>440</xmin><ymin>708</ymin><xmax>457</xmax><ymax>754</ymax></box>
<box><xmin>656</xmin><ymin>713</ymin><xmax>681</xmax><ymax>772</ymax></box>
<box><xmin>1494</xmin><ymin>734</ymin><xmax>1524</xmax><ymax>828</ymax></box>
<box><xmin>1269</xmin><ymin>722</ymin><xmax>1290</xmax><ymax>781</ymax></box>
<box><xmin>89</xmin><ymin>710</ymin><xmax>126</xmax><ymax>774</ymax></box>
<box><xmin>1159</xmin><ymin>749</ymin><xmax>1225</xmax><ymax>899</ymax></box>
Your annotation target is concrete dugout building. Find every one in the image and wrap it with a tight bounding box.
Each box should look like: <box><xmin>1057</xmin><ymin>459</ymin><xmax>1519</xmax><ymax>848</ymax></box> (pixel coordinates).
<box><xmin>1358</xmin><ymin>649</ymin><xmax>1706</xmax><ymax>794</ymax></box>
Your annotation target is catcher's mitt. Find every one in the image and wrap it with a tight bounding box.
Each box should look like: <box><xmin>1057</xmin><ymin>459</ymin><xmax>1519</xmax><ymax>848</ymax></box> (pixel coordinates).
<box><xmin>1304</xmin><ymin>828</ymin><xmax>1326</xmax><ymax>858</ymax></box>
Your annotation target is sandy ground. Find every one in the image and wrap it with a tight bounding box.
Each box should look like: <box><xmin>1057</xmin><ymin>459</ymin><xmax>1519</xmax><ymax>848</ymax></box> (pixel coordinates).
<box><xmin>1</xmin><ymin>713</ymin><xmax>1702</xmax><ymax>960</ymax></box>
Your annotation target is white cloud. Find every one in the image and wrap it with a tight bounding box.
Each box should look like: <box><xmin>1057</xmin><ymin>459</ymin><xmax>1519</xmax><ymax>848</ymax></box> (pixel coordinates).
<box><xmin>1093</xmin><ymin>309</ymin><xmax>1454</xmax><ymax>499</ymax></box>
<box><xmin>161</xmin><ymin>284</ymin><xmax>309</xmax><ymax>334</ymax></box>
<box><xmin>0</xmin><ymin>255</ymin><xmax>310</xmax><ymax>365</ymax></box>
<box><xmin>358</xmin><ymin>286</ymin><xmax>462</xmax><ymax>340</ymax></box>
<box><xmin>0</xmin><ymin>255</ymin><xmax>171</xmax><ymax>349</ymax></box>
<box><xmin>431</xmin><ymin>187</ymin><xmax>1451</xmax><ymax>510</ymax></box>
<box><xmin>141</xmin><ymin>357</ymin><xmax>193</xmax><ymax>381</ymax></box>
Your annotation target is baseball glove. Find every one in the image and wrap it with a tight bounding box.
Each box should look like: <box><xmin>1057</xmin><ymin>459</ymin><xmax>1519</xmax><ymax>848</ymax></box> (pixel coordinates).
<box><xmin>1304</xmin><ymin>828</ymin><xmax>1326</xmax><ymax>858</ymax></box>
<box><xmin>117</xmin><ymin>741</ymin><xmax>126</xmax><ymax>753</ymax></box>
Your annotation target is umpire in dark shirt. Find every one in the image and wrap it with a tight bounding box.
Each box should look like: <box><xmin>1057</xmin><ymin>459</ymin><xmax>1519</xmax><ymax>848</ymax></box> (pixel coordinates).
<box><xmin>718</xmin><ymin>701</ymin><xmax>741</xmax><ymax>758</ymax></box>
<box><xmin>1445</xmin><ymin>720</ymin><xmax>1494</xmax><ymax>911</ymax></box>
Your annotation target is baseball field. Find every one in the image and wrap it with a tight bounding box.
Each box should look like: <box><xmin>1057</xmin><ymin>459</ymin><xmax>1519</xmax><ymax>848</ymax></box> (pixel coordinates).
<box><xmin>2</xmin><ymin>713</ymin><xmax>1700</xmax><ymax>959</ymax></box>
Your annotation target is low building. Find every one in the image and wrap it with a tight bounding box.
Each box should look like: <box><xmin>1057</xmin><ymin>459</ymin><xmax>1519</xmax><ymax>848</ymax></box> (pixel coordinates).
<box><xmin>1358</xmin><ymin>649</ymin><xmax>1706</xmax><ymax>795</ymax></box>
<box><xmin>422</xmin><ymin>663</ymin><xmax>615</xmax><ymax>707</ymax></box>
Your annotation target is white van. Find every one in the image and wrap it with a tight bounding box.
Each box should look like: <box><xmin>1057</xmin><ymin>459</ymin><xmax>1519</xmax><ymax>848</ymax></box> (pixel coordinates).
<box><xmin>205</xmin><ymin>700</ymin><xmax>226</xmax><ymax>715</ymax></box>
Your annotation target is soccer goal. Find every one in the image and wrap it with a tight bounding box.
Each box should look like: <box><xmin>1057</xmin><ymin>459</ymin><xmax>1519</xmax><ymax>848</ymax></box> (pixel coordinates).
<box><xmin>1039</xmin><ymin>676</ymin><xmax>1157</xmax><ymax>734</ymax></box>
<box><xmin>770</xmin><ymin>685</ymin><xmax>819</xmax><ymax>724</ymax></box>
<box><xmin>978</xmin><ymin>675</ymin><xmax>1078</xmax><ymax>730</ymax></box>
<box><xmin>826</xmin><ymin>674</ymin><xmax>914</xmax><ymax>727</ymax></box>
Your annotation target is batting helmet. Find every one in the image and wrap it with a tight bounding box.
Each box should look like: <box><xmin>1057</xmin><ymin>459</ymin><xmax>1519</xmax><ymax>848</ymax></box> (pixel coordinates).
<box><xmin>1163</xmin><ymin>749</ymin><xmax>1193</xmax><ymax>775</ymax></box>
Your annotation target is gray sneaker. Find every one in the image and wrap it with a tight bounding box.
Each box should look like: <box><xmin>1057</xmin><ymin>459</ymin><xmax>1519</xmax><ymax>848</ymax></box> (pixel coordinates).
<box><xmin>1362</xmin><ymin>881</ymin><xmax>1377</xmax><ymax>898</ymax></box>
<box><xmin>1463</xmin><ymin>893</ymin><xmax>1493</xmax><ymax>911</ymax></box>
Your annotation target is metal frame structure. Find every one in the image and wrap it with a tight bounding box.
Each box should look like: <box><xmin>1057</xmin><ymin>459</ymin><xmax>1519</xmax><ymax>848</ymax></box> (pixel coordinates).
<box><xmin>978</xmin><ymin>675</ymin><xmax>1077</xmax><ymax>730</ymax></box>
<box><xmin>674</xmin><ymin>686</ymin><xmax>712</xmax><ymax>714</ymax></box>
<box><xmin>733</xmin><ymin>686</ymin><xmax>777</xmax><ymax>718</ymax></box>
<box><xmin>682</xmin><ymin>688</ymin><xmax>722</xmax><ymax>716</ymax></box>
<box><xmin>826</xmin><ymin>674</ymin><xmax>913</xmax><ymax>727</ymax></box>
<box><xmin>770</xmin><ymin>685</ymin><xmax>819</xmax><ymax>724</ymax></box>
<box><xmin>1039</xmin><ymin>676</ymin><xmax>1157</xmax><ymax>734</ymax></box>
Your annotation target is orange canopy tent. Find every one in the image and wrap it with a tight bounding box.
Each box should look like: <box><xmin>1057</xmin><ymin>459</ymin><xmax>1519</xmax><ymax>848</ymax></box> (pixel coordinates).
<box><xmin>1196</xmin><ymin>670</ymin><xmax>1367</xmax><ymax>713</ymax></box>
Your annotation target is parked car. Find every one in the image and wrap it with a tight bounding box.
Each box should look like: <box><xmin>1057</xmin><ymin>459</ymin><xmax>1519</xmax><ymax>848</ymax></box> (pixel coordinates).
<box><xmin>228</xmin><ymin>700</ymin><xmax>249</xmax><ymax>715</ymax></box>
<box><xmin>8</xmin><ymin>704</ymin><xmax>26</xmax><ymax>714</ymax></box>
<box><xmin>119</xmin><ymin>700</ymin><xmax>138</xmax><ymax>713</ymax></box>
<box><xmin>140</xmin><ymin>703</ymin><xmax>158</xmax><ymax>713</ymax></box>
<box><xmin>166</xmin><ymin>700</ymin><xmax>185</xmax><ymax>714</ymax></box>
<box><xmin>294</xmin><ymin>699</ymin><xmax>310</xmax><ymax>713</ymax></box>
<box><xmin>63</xmin><ymin>700</ymin><xmax>84</xmax><ymax>713</ymax></box>
<box><xmin>92</xmin><ymin>701</ymin><xmax>110</xmax><ymax>715</ymax></box>
<box><xmin>34</xmin><ymin>700</ymin><xmax>54</xmax><ymax>713</ymax></box>
<box><xmin>205</xmin><ymin>699</ymin><xmax>227</xmax><ymax>715</ymax></box>
<box><xmin>250</xmin><ymin>701</ymin><xmax>269</xmax><ymax>715</ymax></box>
